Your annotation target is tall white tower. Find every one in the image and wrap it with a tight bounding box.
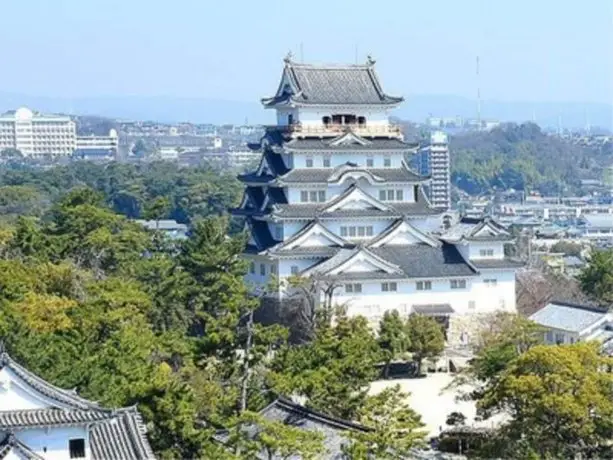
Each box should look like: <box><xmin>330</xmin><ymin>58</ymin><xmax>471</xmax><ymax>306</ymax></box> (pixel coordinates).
<box><xmin>424</xmin><ymin>131</ymin><xmax>451</xmax><ymax>211</ymax></box>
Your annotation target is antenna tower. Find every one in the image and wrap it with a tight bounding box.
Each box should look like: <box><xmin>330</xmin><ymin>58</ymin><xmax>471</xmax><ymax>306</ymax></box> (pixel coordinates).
<box><xmin>476</xmin><ymin>56</ymin><xmax>481</xmax><ymax>130</ymax></box>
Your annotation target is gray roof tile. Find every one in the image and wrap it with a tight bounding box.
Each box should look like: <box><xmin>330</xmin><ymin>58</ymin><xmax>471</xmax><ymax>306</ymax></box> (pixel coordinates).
<box><xmin>280</xmin><ymin>164</ymin><xmax>425</xmax><ymax>184</ymax></box>
<box><xmin>530</xmin><ymin>301</ymin><xmax>609</xmax><ymax>333</ymax></box>
<box><xmin>263</xmin><ymin>60</ymin><xmax>403</xmax><ymax>107</ymax></box>
<box><xmin>0</xmin><ymin>351</ymin><xmax>155</xmax><ymax>460</ymax></box>
<box><xmin>370</xmin><ymin>244</ymin><xmax>478</xmax><ymax>278</ymax></box>
<box><xmin>284</xmin><ymin>137</ymin><xmax>415</xmax><ymax>151</ymax></box>
<box><xmin>0</xmin><ymin>409</ymin><xmax>112</xmax><ymax>428</ymax></box>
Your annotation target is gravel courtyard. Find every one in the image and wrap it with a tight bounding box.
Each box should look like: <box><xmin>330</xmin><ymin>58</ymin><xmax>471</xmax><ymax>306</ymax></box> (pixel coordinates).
<box><xmin>369</xmin><ymin>373</ymin><xmax>506</xmax><ymax>438</ymax></box>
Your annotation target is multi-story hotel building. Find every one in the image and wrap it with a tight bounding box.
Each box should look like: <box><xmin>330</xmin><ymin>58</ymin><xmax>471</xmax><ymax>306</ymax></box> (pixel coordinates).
<box><xmin>0</xmin><ymin>107</ymin><xmax>76</xmax><ymax>157</ymax></box>
<box><xmin>233</xmin><ymin>56</ymin><xmax>522</xmax><ymax>340</ymax></box>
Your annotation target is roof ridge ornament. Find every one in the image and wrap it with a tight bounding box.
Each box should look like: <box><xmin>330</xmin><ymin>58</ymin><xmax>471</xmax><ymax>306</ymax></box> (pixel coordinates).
<box><xmin>366</xmin><ymin>54</ymin><xmax>376</xmax><ymax>66</ymax></box>
<box><xmin>284</xmin><ymin>51</ymin><xmax>293</xmax><ymax>64</ymax></box>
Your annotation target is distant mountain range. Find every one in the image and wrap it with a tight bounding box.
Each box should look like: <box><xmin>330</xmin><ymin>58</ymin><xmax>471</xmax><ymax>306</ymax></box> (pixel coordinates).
<box><xmin>0</xmin><ymin>92</ymin><xmax>610</xmax><ymax>130</ymax></box>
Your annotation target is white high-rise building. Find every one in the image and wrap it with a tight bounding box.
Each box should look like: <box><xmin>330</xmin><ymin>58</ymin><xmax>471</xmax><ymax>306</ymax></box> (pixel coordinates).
<box><xmin>233</xmin><ymin>56</ymin><xmax>522</xmax><ymax>338</ymax></box>
<box><xmin>424</xmin><ymin>131</ymin><xmax>451</xmax><ymax>211</ymax></box>
<box><xmin>0</xmin><ymin>107</ymin><xmax>76</xmax><ymax>157</ymax></box>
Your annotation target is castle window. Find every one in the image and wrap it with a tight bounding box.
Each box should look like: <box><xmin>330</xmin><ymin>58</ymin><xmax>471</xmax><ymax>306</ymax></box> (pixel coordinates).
<box><xmin>416</xmin><ymin>280</ymin><xmax>432</xmax><ymax>291</ymax></box>
<box><xmin>306</xmin><ymin>157</ymin><xmax>313</xmax><ymax>168</ymax></box>
<box><xmin>300</xmin><ymin>191</ymin><xmax>308</xmax><ymax>202</ymax></box>
<box><xmin>318</xmin><ymin>191</ymin><xmax>326</xmax><ymax>202</ymax></box>
<box><xmin>358</xmin><ymin>116</ymin><xmax>366</xmax><ymax>125</ymax></box>
<box><xmin>270</xmin><ymin>264</ymin><xmax>277</xmax><ymax>275</ymax></box>
<box><xmin>366</xmin><ymin>158</ymin><xmax>374</xmax><ymax>167</ymax></box>
<box><xmin>309</xmin><ymin>191</ymin><xmax>318</xmax><ymax>202</ymax></box>
<box><xmin>249</xmin><ymin>262</ymin><xmax>255</xmax><ymax>274</ymax></box>
<box><xmin>291</xmin><ymin>265</ymin><xmax>299</xmax><ymax>275</ymax></box>
<box><xmin>379</xmin><ymin>190</ymin><xmax>386</xmax><ymax>201</ymax></box>
<box><xmin>322</xmin><ymin>116</ymin><xmax>331</xmax><ymax>125</ymax></box>
<box><xmin>287</xmin><ymin>114</ymin><xmax>294</xmax><ymax>125</ymax></box>
<box><xmin>345</xmin><ymin>283</ymin><xmax>362</xmax><ymax>293</ymax></box>
<box><xmin>396</xmin><ymin>190</ymin><xmax>404</xmax><ymax>201</ymax></box>
<box><xmin>384</xmin><ymin>156</ymin><xmax>391</xmax><ymax>167</ymax></box>
<box><xmin>381</xmin><ymin>282</ymin><xmax>397</xmax><ymax>292</ymax></box>
<box><xmin>323</xmin><ymin>158</ymin><xmax>331</xmax><ymax>168</ymax></box>
<box><xmin>450</xmin><ymin>279</ymin><xmax>467</xmax><ymax>289</ymax></box>
<box><xmin>260</xmin><ymin>264</ymin><xmax>266</xmax><ymax>276</ymax></box>
<box><xmin>69</xmin><ymin>439</ymin><xmax>86</xmax><ymax>459</ymax></box>
<box><xmin>479</xmin><ymin>249</ymin><xmax>494</xmax><ymax>257</ymax></box>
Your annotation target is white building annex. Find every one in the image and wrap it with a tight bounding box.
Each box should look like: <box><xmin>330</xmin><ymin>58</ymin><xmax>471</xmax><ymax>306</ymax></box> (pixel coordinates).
<box><xmin>0</xmin><ymin>345</ymin><xmax>155</xmax><ymax>460</ymax></box>
<box><xmin>233</xmin><ymin>55</ymin><xmax>522</xmax><ymax>337</ymax></box>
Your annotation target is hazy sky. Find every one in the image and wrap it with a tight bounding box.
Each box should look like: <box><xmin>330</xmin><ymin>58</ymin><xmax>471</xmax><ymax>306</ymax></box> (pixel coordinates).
<box><xmin>1</xmin><ymin>0</ymin><xmax>612</xmax><ymax>104</ymax></box>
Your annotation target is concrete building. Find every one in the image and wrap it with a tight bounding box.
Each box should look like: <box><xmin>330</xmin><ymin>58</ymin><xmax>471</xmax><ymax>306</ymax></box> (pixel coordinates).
<box><xmin>0</xmin><ymin>107</ymin><xmax>76</xmax><ymax>157</ymax></box>
<box><xmin>233</xmin><ymin>56</ymin><xmax>522</xmax><ymax>335</ymax></box>
<box><xmin>582</xmin><ymin>214</ymin><xmax>613</xmax><ymax>242</ymax></box>
<box><xmin>74</xmin><ymin>129</ymin><xmax>119</xmax><ymax>160</ymax></box>
<box><xmin>417</xmin><ymin>131</ymin><xmax>451</xmax><ymax>211</ymax></box>
<box><xmin>0</xmin><ymin>346</ymin><xmax>155</xmax><ymax>459</ymax></box>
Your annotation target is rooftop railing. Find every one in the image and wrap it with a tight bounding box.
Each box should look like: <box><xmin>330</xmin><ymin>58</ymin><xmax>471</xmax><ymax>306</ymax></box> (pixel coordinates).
<box><xmin>267</xmin><ymin>123</ymin><xmax>403</xmax><ymax>138</ymax></box>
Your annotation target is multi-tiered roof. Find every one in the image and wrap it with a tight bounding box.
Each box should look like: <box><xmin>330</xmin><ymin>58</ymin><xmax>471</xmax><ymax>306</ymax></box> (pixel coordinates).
<box><xmin>234</xmin><ymin>57</ymin><xmax>522</xmax><ymax>294</ymax></box>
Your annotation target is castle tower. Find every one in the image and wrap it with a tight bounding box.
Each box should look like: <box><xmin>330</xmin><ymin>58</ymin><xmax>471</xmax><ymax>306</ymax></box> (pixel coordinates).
<box><xmin>233</xmin><ymin>56</ymin><xmax>520</xmax><ymax>327</ymax></box>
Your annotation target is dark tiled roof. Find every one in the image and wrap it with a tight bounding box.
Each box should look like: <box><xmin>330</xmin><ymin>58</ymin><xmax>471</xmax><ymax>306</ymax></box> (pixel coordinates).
<box><xmin>263</xmin><ymin>60</ymin><xmax>403</xmax><ymax>107</ymax></box>
<box><xmin>245</xmin><ymin>187</ymin><xmax>266</xmax><ymax>210</ymax></box>
<box><xmin>369</xmin><ymin>244</ymin><xmax>478</xmax><ymax>278</ymax></box>
<box><xmin>412</xmin><ymin>304</ymin><xmax>454</xmax><ymax>315</ymax></box>
<box><xmin>258</xmin><ymin>398</ymin><xmax>369</xmax><ymax>458</ymax></box>
<box><xmin>0</xmin><ymin>434</ymin><xmax>44</xmax><ymax>460</ymax></box>
<box><xmin>266</xmin><ymin>187</ymin><xmax>288</xmax><ymax>206</ymax></box>
<box><xmin>262</xmin><ymin>149</ymin><xmax>289</xmax><ymax>176</ymax></box>
<box><xmin>441</xmin><ymin>216</ymin><xmax>512</xmax><ymax>242</ymax></box>
<box><xmin>303</xmin><ymin>243</ymin><xmax>476</xmax><ymax>280</ymax></box>
<box><xmin>248</xmin><ymin>218</ymin><xmax>279</xmax><ymax>251</ymax></box>
<box><xmin>279</xmin><ymin>165</ymin><xmax>425</xmax><ymax>184</ymax></box>
<box><xmin>237</xmin><ymin>172</ymin><xmax>275</xmax><ymax>184</ymax></box>
<box><xmin>269</xmin><ymin>200</ymin><xmax>439</xmax><ymax>220</ymax></box>
<box><xmin>284</xmin><ymin>137</ymin><xmax>415</xmax><ymax>151</ymax></box>
<box><xmin>90</xmin><ymin>408</ymin><xmax>156</xmax><ymax>460</ymax></box>
<box><xmin>0</xmin><ymin>409</ymin><xmax>112</xmax><ymax>428</ymax></box>
<box><xmin>470</xmin><ymin>259</ymin><xmax>525</xmax><ymax>269</ymax></box>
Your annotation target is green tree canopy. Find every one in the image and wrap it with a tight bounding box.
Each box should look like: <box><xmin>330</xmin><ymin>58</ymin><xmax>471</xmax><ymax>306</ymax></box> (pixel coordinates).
<box><xmin>405</xmin><ymin>314</ymin><xmax>445</xmax><ymax>375</ymax></box>
<box><xmin>478</xmin><ymin>343</ymin><xmax>613</xmax><ymax>459</ymax></box>
<box><xmin>578</xmin><ymin>249</ymin><xmax>613</xmax><ymax>305</ymax></box>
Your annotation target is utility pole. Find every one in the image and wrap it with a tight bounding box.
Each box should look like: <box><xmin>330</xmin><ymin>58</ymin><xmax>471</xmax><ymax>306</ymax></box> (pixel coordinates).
<box><xmin>239</xmin><ymin>309</ymin><xmax>254</xmax><ymax>413</ymax></box>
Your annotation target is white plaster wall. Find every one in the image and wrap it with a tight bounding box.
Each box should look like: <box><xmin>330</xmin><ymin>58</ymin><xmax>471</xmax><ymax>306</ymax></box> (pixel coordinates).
<box><xmin>467</xmin><ymin>241</ymin><xmax>505</xmax><ymax>260</ymax></box>
<box><xmin>278</xmin><ymin>259</ymin><xmax>321</xmax><ymax>277</ymax></box>
<box><xmin>281</xmin><ymin>222</ymin><xmax>306</xmax><ymax>240</ymax></box>
<box><xmin>332</xmin><ymin>278</ymin><xmax>475</xmax><ymax>320</ymax></box>
<box><xmin>322</xmin><ymin>272</ymin><xmax>516</xmax><ymax>322</ymax></box>
<box><xmin>324</xmin><ymin>219</ymin><xmax>393</xmax><ymax>239</ymax></box>
<box><xmin>276</xmin><ymin>108</ymin><xmax>298</xmax><ymax>126</ymax></box>
<box><xmin>296</xmin><ymin>108</ymin><xmax>389</xmax><ymax>126</ymax></box>
<box><xmin>0</xmin><ymin>368</ymin><xmax>69</xmax><ymax>411</ymax></box>
<box><xmin>244</xmin><ymin>254</ymin><xmax>275</xmax><ymax>288</ymax></box>
<box><xmin>16</xmin><ymin>426</ymin><xmax>89</xmax><ymax>460</ymax></box>
<box><xmin>470</xmin><ymin>270</ymin><xmax>517</xmax><ymax>312</ymax></box>
<box><xmin>291</xmin><ymin>152</ymin><xmax>405</xmax><ymax>169</ymax></box>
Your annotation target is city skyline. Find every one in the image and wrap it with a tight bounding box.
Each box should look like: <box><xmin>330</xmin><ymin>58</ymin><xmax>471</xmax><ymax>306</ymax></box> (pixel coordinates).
<box><xmin>0</xmin><ymin>0</ymin><xmax>611</xmax><ymax>106</ymax></box>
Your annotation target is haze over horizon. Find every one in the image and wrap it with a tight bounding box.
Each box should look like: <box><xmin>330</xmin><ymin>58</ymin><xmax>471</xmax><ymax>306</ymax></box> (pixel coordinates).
<box><xmin>1</xmin><ymin>0</ymin><xmax>612</xmax><ymax>126</ymax></box>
